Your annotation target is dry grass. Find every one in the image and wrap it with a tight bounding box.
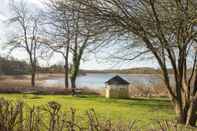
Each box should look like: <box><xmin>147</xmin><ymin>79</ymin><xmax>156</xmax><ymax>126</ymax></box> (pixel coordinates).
<box><xmin>128</xmin><ymin>83</ymin><xmax>168</xmax><ymax>97</ymax></box>
<box><xmin>0</xmin><ymin>73</ymin><xmax>64</xmax><ymax>88</ymax></box>
<box><xmin>0</xmin><ymin>73</ymin><xmax>63</xmax><ymax>81</ymax></box>
<box><xmin>0</xmin><ymin>80</ymin><xmax>38</xmax><ymax>88</ymax></box>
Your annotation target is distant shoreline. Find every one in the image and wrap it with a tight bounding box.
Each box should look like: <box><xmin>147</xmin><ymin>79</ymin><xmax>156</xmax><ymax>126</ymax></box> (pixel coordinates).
<box><xmin>79</xmin><ymin>67</ymin><xmax>173</xmax><ymax>75</ymax></box>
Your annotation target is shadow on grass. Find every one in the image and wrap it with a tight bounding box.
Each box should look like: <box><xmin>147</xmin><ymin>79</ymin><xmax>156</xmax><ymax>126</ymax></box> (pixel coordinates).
<box><xmin>22</xmin><ymin>94</ymin><xmax>43</xmax><ymax>100</ymax></box>
<box><xmin>64</xmin><ymin>95</ymin><xmax>173</xmax><ymax>111</ymax></box>
<box><xmin>75</xmin><ymin>95</ymin><xmax>89</xmax><ymax>98</ymax></box>
<box><xmin>29</xmin><ymin>96</ymin><xmax>43</xmax><ymax>99</ymax></box>
<box><xmin>126</xmin><ymin>97</ymin><xmax>172</xmax><ymax>109</ymax></box>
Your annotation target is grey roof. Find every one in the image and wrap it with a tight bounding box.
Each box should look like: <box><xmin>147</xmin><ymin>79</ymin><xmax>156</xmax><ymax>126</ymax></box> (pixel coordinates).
<box><xmin>105</xmin><ymin>75</ymin><xmax>130</xmax><ymax>85</ymax></box>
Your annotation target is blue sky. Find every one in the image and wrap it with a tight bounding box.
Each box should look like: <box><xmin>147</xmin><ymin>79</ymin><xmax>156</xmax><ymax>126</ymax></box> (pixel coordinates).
<box><xmin>0</xmin><ymin>0</ymin><xmax>159</xmax><ymax>70</ymax></box>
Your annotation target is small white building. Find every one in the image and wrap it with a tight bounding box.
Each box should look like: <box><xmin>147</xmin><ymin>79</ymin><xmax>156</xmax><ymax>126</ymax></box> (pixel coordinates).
<box><xmin>105</xmin><ymin>75</ymin><xmax>130</xmax><ymax>99</ymax></box>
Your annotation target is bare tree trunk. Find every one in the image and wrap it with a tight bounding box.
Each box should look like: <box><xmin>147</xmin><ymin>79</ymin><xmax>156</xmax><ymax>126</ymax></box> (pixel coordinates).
<box><xmin>31</xmin><ymin>66</ymin><xmax>36</xmax><ymax>87</ymax></box>
<box><xmin>174</xmin><ymin>83</ymin><xmax>197</xmax><ymax>126</ymax></box>
<box><xmin>30</xmin><ymin>55</ymin><xmax>36</xmax><ymax>87</ymax></box>
<box><xmin>187</xmin><ymin>75</ymin><xmax>197</xmax><ymax>126</ymax></box>
<box><xmin>175</xmin><ymin>101</ymin><xmax>187</xmax><ymax>124</ymax></box>
<box><xmin>64</xmin><ymin>57</ymin><xmax>69</xmax><ymax>89</ymax></box>
<box><xmin>64</xmin><ymin>68</ymin><xmax>69</xmax><ymax>88</ymax></box>
<box><xmin>71</xmin><ymin>77</ymin><xmax>76</xmax><ymax>96</ymax></box>
<box><xmin>186</xmin><ymin>98</ymin><xmax>197</xmax><ymax>126</ymax></box>
<box><xmin>70</xmin><ymin>62</ymin><xmax>80</xmax><ymax>96</ymax></box>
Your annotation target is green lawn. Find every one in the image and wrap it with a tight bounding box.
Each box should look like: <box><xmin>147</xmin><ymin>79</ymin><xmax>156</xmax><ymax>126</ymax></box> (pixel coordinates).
<box><xmin>0</xmin><ymin>94</ymin><xmax>175</xmax><ymax>127</ymax></box>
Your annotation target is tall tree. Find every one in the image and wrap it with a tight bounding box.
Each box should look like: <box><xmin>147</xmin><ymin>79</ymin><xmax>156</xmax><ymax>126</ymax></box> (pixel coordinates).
<box><xmin>44</xmin><ymin>0</ymin><xmax>74</xmax><ymax>89</ymax></box>
<box><xmin>74</xmin><ymin>0</ymin><xmax>197</xmax><ymax>126</ymax></box>
<box><xmin>6</xmin><ymin>0</ymin><xmax>43</xmax><ymax>87</ymax></box>
<box><xmin>69</xmin><ymin>2</ymin><xmax>104</xmax><ymax>95</ymax></box>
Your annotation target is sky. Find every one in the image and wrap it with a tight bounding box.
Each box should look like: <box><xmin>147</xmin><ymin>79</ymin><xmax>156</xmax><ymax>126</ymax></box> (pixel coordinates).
<box><xmin>0</xmin><ymin>0</ymin><xmax>159</xmax><ymax>70</ymax></box>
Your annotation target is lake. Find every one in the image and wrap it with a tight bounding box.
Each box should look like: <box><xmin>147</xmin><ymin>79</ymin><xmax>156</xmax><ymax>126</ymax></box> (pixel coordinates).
<box><xmin>43</xmin><ymin>73</ymin><xmax>164</xmax><ymax>89</ymax></box>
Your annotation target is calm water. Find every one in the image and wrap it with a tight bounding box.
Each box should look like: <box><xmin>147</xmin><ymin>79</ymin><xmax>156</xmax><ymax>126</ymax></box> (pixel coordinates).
<box><xmin>43</xmin><ymin>73</ymin><xmax>163</xmax><ymax>89</ymax></box>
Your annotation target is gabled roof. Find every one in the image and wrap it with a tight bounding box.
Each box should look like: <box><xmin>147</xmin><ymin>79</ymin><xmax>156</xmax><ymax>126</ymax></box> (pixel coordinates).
<box><xmin>105</xmin><ymin>75</ymin><xmax>130</xmax><ymax>85</ymax></box>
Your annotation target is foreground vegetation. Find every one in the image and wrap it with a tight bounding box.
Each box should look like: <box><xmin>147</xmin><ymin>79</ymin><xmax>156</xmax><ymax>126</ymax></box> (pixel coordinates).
<box><xmin>0</xmin><ymin>95</ymin><xmax>196</xmax><ymax>131</ymax></box>
<box><xmin>0</xmin><ymin>94</ymin><xmax>174</xmax><ymax>127</ymax></box>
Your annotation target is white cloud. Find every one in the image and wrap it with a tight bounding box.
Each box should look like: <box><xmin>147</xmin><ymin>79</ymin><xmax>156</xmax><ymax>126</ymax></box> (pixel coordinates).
<box><xmin>29</xmin><ymin>0</ymin><xmax>45</xmax><ymax>8</ymax></box>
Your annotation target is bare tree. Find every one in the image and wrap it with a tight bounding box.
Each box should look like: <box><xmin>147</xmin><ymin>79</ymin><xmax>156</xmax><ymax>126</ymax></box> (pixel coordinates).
<box><xmin>43</xmin><ymin>0</ymin><xmax>75</xmax><ymax>89</ymax></box>
<box><xmin>6</xmin><ymin>0</ymin><xmax>43</xmax><ymax>87</ymax></box>
<box><xmin>73</xmin><ymin>0</ymin><xmax>197</xmax><ymax>126</ymax></box>
<box><xmin>69</xmin><ymin>2</ymin><xmax>105</xmax><ymax>95</ymax></box>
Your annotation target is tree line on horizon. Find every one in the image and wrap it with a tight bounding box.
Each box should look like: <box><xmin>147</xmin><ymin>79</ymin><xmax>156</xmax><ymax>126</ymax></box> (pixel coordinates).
<box><xmin>0</xmin><ymin>56</ymin><xmax>31</xmax><ymax>75</ymax></box>
<box><xmin>0</xmin><ymin>56</ymin><xmax>69</xmax><ymax>75</ymax></box>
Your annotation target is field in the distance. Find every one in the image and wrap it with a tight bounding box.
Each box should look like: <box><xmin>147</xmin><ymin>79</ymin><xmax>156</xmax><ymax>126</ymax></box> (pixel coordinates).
<box><xmin>0</xmin><ymin>94</ymin><xmax>175</xmax><ymax>128</ymax></box>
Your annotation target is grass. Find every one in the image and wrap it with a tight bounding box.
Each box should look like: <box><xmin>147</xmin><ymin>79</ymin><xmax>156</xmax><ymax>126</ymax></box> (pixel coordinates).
<box><xmin>0</xmin><ymin>93</ymin><xmax>175</xmax><ymax>128</ymax></box>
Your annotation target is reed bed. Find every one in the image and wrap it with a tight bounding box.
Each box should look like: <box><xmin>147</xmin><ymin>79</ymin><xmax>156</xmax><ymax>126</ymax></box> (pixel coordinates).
<box><xmin>128</xmin><ymin>83</ymin><xmax>168</xmax><ymax>97</ymax></box>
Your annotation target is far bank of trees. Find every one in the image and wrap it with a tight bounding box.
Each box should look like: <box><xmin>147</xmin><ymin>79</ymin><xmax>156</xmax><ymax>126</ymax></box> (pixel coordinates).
<box><xmin>0</xmin><ymin>56</ymin><xmax>31</xmax><ymax>75</ymax></box>
<box><xmin>0</xmin><ymin>56</ymin><xmax>66</xmax><ymax>75</ymax></box>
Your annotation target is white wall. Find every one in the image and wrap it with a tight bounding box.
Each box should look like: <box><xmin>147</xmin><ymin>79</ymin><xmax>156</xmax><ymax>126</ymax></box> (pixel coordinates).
<box><xmin>105</xmin><ymin>85</ymin><xmax>129</xmax><ymax>98</ymax></box>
